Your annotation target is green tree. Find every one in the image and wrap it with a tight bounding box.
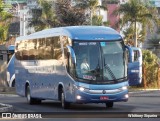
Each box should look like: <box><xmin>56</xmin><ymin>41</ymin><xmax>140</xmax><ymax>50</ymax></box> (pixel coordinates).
<box><xmin>142</xmin><ymin>50</ymin><xmax>159</xmax><ymax>88</ymax></box>
<box><xmin>92</xmin><ymin>15</ymin><xmax>103</xmax><ymax>26</ymax></box>
<box><xmin>55</xmin><ymin>0</ymin><xmax>87</xmax><ymax>26</ymax></box>
<box><xmin>115</xmin><ymin>0</ymin><xmax>159</xmax><ymax>47</ymax></box>
<box><xmin>75</xmin><ymin>0</ymin><xmax>107</xmax><ymax>25</ymax></box>
<box><xmin>29</xmin><ymin>0</ymin><xmax>58</xmax><ymax>32</ymax></box>
<box><xmin>123</xmin><ymin>25</ymin><xmax>146</xmax><ymax>46</ymax></box>
<box><xmin>0</xmin><ymin>0</ymin><xmax>12</xmax><ymax>43</ymax></box>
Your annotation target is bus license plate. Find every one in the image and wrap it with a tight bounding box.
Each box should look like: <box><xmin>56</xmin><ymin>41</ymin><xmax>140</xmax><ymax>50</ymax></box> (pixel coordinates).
<box><xmin>100</xmin><ymin>96</ymin><xmax>108</xmax><ymax>100</ymax></box>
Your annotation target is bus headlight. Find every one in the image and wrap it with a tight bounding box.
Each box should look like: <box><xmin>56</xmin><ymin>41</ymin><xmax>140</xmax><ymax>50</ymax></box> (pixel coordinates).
<box><xmin>121</xmin><ymin>86</ymin><xmax>127</xmax><ymax>90</ymax></box>
<box><xmin>76</xmin><ymin>95</ymin><xmax>82</xmax><ymax>100</ymax></box>
<box><xmin>74</xmin><ymin>85</ymin><xmax>89</xmax><ymax>92</ymax></box>
<box><xmin>124</xmin><ymin>94</ymin><xmax>129</xmax><ymax>98</ymax></box>
<box><xmin>79</xmin><ymin>87</ymin><xmax>85</xmax><ymax>91</ymax></box>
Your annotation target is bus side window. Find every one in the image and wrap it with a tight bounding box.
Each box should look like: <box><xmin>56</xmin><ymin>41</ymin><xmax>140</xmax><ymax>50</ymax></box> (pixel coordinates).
<box><xmin>45</xmin><ymin>37</ymin><xmax>54</xmax><ymax>59</ymax></box>
<box><xmin>54</xmin><ymin>37</ymin><xmax>62</xmax><ymax>60</ymax></box>
<box><xmin>133</xmin><ymin>50</ymin><xmax>139</xmax><ymax>62</ymax></box>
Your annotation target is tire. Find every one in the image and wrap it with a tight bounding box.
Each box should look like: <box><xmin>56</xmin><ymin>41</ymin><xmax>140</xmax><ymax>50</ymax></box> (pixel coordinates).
<box><xmin>26</xmin><ymin>85</ymin><xmax>38</xmax><ymax>105</ymax></box>
<box><xmin>106</xmin><ymin>102</ymin><xmax>114</xmax><ymax>108</ymax></box>
<box><xmin>61</xmin><ymin>90</ymin><xmax>70</xmax><ymax>109</ymax></box>
<box><xmin>12</xmin><ymin>80</ymin><xmax>15</xmax><ymax>87</ymax></box>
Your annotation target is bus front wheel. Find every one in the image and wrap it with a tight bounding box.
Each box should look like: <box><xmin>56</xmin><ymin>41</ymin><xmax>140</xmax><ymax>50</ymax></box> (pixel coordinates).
<box><xmin>61</xmin><ymin>90</ymin><xmax>70</xmax><ymax>109</ymax></box>
<box><xmin>26</xmin><ymin>85</ymin><xmax>41</xmax><ymax>105</ymax></box>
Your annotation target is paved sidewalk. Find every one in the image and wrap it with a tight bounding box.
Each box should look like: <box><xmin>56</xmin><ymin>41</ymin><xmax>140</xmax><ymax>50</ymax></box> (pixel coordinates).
<box><xmin>0</xmin><ymin>103</ymin><xmax>13</xmax><ymax>112</ymax></box>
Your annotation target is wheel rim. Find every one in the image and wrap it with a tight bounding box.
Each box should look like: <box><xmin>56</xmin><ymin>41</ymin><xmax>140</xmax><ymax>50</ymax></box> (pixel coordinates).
<box><xmin>61</xmin><ymin>92</ymin><xmax>64</xmax><ymax>108</ymax></box>
<box><xmin>27</xmin><ymin>87</ymin><xmax>30</xmax><ymax>102</ymax></box>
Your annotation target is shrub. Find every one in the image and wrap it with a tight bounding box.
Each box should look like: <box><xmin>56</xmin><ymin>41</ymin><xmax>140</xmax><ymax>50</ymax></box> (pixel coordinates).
<box><xmin>142</xmin><ymin>50</ymin><xmax>159</xmax><ymax>88</ymax></box>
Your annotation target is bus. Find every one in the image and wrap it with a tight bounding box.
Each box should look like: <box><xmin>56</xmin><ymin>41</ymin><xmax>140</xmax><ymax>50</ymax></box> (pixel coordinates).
<box><xmin>127</xmin><ymin>47</ymin><xmax>142</xmax><ymax>86</ymax></box>
<box><xmin>6</xmin><ymin>45</ymin><xmax>15</xmax><ymax>87</ymax></box>
<box><xmin>15</xmin><ymin>26</ymin><xmax>141</xmax><ymax>109</ymax></box>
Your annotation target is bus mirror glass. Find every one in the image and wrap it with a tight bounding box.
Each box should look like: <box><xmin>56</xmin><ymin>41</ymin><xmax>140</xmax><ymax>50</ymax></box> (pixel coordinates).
<box><xmin>67</xmin><ymin>46</ymin><xmax>76</xmax><ymax>64</ymax></box>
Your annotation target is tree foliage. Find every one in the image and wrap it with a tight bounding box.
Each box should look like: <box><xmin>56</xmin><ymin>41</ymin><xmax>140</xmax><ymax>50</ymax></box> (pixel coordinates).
<box><xmin>142</xmin><ymin>50</ymin><xmax>159</xmax><ymax>88</ymax></box>
<box><xmin>75</xmin><ymin>0</ymin><xmax>107</xmax><ymax>25</ymax></box>
<box><xmin>29</xmin><ymin>0</ymin><xmax>58</xmax><ymax>32</ymax></box>
<box><xmin>0</xmin><ymin>0</ymin><xmax>13</xmax><ymax>43</ymax></box>
<box><xmin>123</xmin><ymin>25</ymin><xmax>146</xmax><ymax>46</ymax></box>
<box><xmin>115</xmin><ymin>0</ymin><xmax>160</xmax><ymax>47</ymax></box>
<box><xmin>55</xmin><ymin>0</ymin><xmax>87</xmax><ymax>26</ymax></box>
<box><xmin>29</xmin><ymin>0</ymin><xmax>88</xmax><ymax>31</ymax></box>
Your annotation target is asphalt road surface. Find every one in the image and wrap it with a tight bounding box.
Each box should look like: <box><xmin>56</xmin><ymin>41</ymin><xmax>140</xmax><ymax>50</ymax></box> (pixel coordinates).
<box><xmin>0</xmin><ymin>90</ymin><xmax>160</xmax><ymax>121</ymax></box>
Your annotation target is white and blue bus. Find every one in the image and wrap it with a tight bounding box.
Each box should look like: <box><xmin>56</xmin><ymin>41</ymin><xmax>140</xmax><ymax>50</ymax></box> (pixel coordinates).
<box><xmin>15</xmin><ymin>26</ymin><xmax>141</xmax><ymax>109</ymax></box>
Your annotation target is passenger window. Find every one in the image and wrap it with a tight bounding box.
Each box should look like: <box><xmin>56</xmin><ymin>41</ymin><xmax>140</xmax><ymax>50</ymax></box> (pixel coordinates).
<box><xmin>46</xmin><ymin>37</ymin><xmax>54</xmax><ymax>59</ymax></box>
<box><xmin>36</xmin><ymin>38</ymin><xmax>45</xmax><ymax>59</ymax></box>
<box><xmin>133</xmin><ymin>50</ymin><xmax>139</xmax><ymax>62</ymax></box>
<box><xmin>28</xmin><ymin>39</ymin><xmax>37</xmax><ymax>60</ymax></box>
<box><xmin>54</xmin><ymin>37</ymin><xmax>62</xmax><ymax>60</ymax></box>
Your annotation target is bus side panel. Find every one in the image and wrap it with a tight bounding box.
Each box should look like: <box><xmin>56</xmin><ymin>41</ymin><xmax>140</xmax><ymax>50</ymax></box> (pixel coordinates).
<box><xmin>15</xmin><ymin>59</ymin><xmax>27</xmax><ymax>96</ymax></box>
<box><xmin>7</xmin><ymin>54</ymin><xmax>15</xmax><ymax>87</ymax></box>
<box><xmin>128</xmin><ymin>62</ymin><xmax>142</xmax><ymax>86</ymax></box>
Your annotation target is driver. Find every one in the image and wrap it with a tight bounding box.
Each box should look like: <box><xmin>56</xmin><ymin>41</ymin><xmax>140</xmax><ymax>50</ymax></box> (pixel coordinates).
<box><xmin>81</xmin><ymin>56</ymin><xmax>90</xmax><ymax>73</ymax></box>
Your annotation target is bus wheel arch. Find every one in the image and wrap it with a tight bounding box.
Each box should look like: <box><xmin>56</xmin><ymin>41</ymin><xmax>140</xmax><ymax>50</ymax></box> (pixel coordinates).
<box><xmin>58</xmin><ymin>84</ymin><xmax>70</xmax><ymax>109</ymax></box>
<box><xmin>25</xmin><ymin>83</ymin><xmax>29</xmax><ymax>97</ymax></box>
<box><xmin>25</xmin><ymin>83</ymin><xmax>35</xmax><ymax>105</ymax></box>
<box><xmin>12</xmin><ymin>79</ymin><xmax>15</xmax><ymax>87</ymax></box>
<box><xmin>58</xmin><ymin>84</ymin><xmax>63</xmax><ymax>101</ymax></box>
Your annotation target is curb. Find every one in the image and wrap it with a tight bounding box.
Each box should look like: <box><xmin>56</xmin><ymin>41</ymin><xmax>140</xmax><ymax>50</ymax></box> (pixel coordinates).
<box><xmin>0</xmin><ymin>94</ymin><xmax>18</xmax><ymax>97</ymax></box>
<box><xmin>129</xmin><ymin>90</ymin><xmax>160</xmax><ymax>97</ymax></box>
<box><xmin>0</xmin><ymin>103</ymin><xmax>14</xmax><ymax>112</ymax></box>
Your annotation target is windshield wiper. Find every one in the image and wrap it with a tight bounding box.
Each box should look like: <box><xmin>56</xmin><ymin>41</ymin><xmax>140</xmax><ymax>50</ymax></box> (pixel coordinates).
<box><xmin>103</xmin><ymin>57</ymin><xmax>116</xmax><ymax>80</ymax></box>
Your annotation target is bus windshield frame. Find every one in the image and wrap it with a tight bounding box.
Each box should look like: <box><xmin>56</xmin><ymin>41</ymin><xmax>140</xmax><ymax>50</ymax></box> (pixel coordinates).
<box><xmin>73</xmin><ymin>40</ymin><xmax>127</xmax><ymax>84</ymax></box>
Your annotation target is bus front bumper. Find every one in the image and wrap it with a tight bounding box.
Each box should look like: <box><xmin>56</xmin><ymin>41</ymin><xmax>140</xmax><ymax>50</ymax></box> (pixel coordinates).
<box><xmin>74</xmin><ymin>90</ymin><xmax>128</xmax><ymax>103</ymax></box>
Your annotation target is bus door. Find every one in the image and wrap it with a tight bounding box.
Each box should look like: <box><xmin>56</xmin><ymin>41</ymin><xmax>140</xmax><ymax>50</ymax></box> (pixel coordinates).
<box><xmin>126</xmin><ymin>46</ymin><xmax>142</xmax><ymax>86</ymax></box>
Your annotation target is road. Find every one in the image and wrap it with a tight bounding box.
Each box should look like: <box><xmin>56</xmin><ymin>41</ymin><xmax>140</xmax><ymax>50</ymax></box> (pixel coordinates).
<box><xmin>0</xmin><ymin>90</ymin><xmax>160</xmax><ymax>120</ymax></box>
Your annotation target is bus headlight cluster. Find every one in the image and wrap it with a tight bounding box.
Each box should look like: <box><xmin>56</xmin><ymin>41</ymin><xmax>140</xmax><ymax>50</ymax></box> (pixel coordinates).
<box><xmin>78</xmin><ymin>86</ymin><xmax>89</xmax><ymax>92</ymax></box>
<box><xmin>79</xmin><ymin>87</ymin><xmax>85</xmax><ymax>91</ymax></box>
<box><xmin>74</xmin><ymin>85</ymin><xmax>89</xmax><ymax>92</ymax></box>
<box><xmin>121</xmin><ymin>86</ymin><xmax>127</xmax><ymax>90</ymax></box>
<box><xmin>76</xmin><ymin>95</ymin><xmax>82</xmax><ymax>100</ymax></box>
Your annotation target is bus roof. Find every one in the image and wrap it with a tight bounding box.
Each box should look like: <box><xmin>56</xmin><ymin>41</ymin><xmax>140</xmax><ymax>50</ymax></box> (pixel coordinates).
<box><xmin>16</xmin><ymin>26</ymin><xmax>122</xmax><ymax>41</ymax></box>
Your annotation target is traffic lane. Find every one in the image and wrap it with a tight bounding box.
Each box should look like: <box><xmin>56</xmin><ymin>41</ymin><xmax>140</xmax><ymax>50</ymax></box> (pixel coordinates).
<box><xmin>0</xmin><ymin>95</ymin><xmax>160</xmax><ymax>112</ymax></box>
<box><xmin>0</xmin><ymin>95</ymin><xmax>133</xmax><ymax>112</ymax></box>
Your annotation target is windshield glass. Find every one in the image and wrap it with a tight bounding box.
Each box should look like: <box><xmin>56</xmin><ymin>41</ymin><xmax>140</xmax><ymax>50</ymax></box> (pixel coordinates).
<box><xmin>73</xmin><ymin>41</ymin><xmax>127</xmax><ymax>84</ymax></box>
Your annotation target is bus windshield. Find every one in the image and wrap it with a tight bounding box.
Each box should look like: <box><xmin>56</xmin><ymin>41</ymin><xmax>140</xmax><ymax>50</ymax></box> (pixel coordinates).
<box><xmin>73</xmin><ymin>41</ymin><xmax>127</xmax><ymax>84</ymax></box>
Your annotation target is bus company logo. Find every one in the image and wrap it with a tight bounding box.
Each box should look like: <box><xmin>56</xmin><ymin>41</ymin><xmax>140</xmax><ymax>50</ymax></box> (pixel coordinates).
<box><xmin>102</xmin><ymin>90</ymin><xmax>106</xmax><ymax>94</ymax></box>
<box><xmin>2</xmin><ymin>113</ymin><xmax>12</xmax><ymax>119</ymax></box>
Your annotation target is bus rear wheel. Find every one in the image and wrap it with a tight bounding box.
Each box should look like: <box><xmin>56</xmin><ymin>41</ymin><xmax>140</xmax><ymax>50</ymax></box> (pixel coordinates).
<box><xmin>61</xmin><ymin>90</ymin><xmax>70</xmax><ymax>109</ymax></box>
<box><xmin>106</xmin><ymin>102</ymin><xmax>113</xmax><ymax>108</ymax></box>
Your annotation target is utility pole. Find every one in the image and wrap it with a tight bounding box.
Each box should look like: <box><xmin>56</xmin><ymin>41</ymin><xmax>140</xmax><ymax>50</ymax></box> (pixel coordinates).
<box><xmin>20</xmin><ymin>10</ymin><xmax>26</xmax><ymax>36</ymax></box>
